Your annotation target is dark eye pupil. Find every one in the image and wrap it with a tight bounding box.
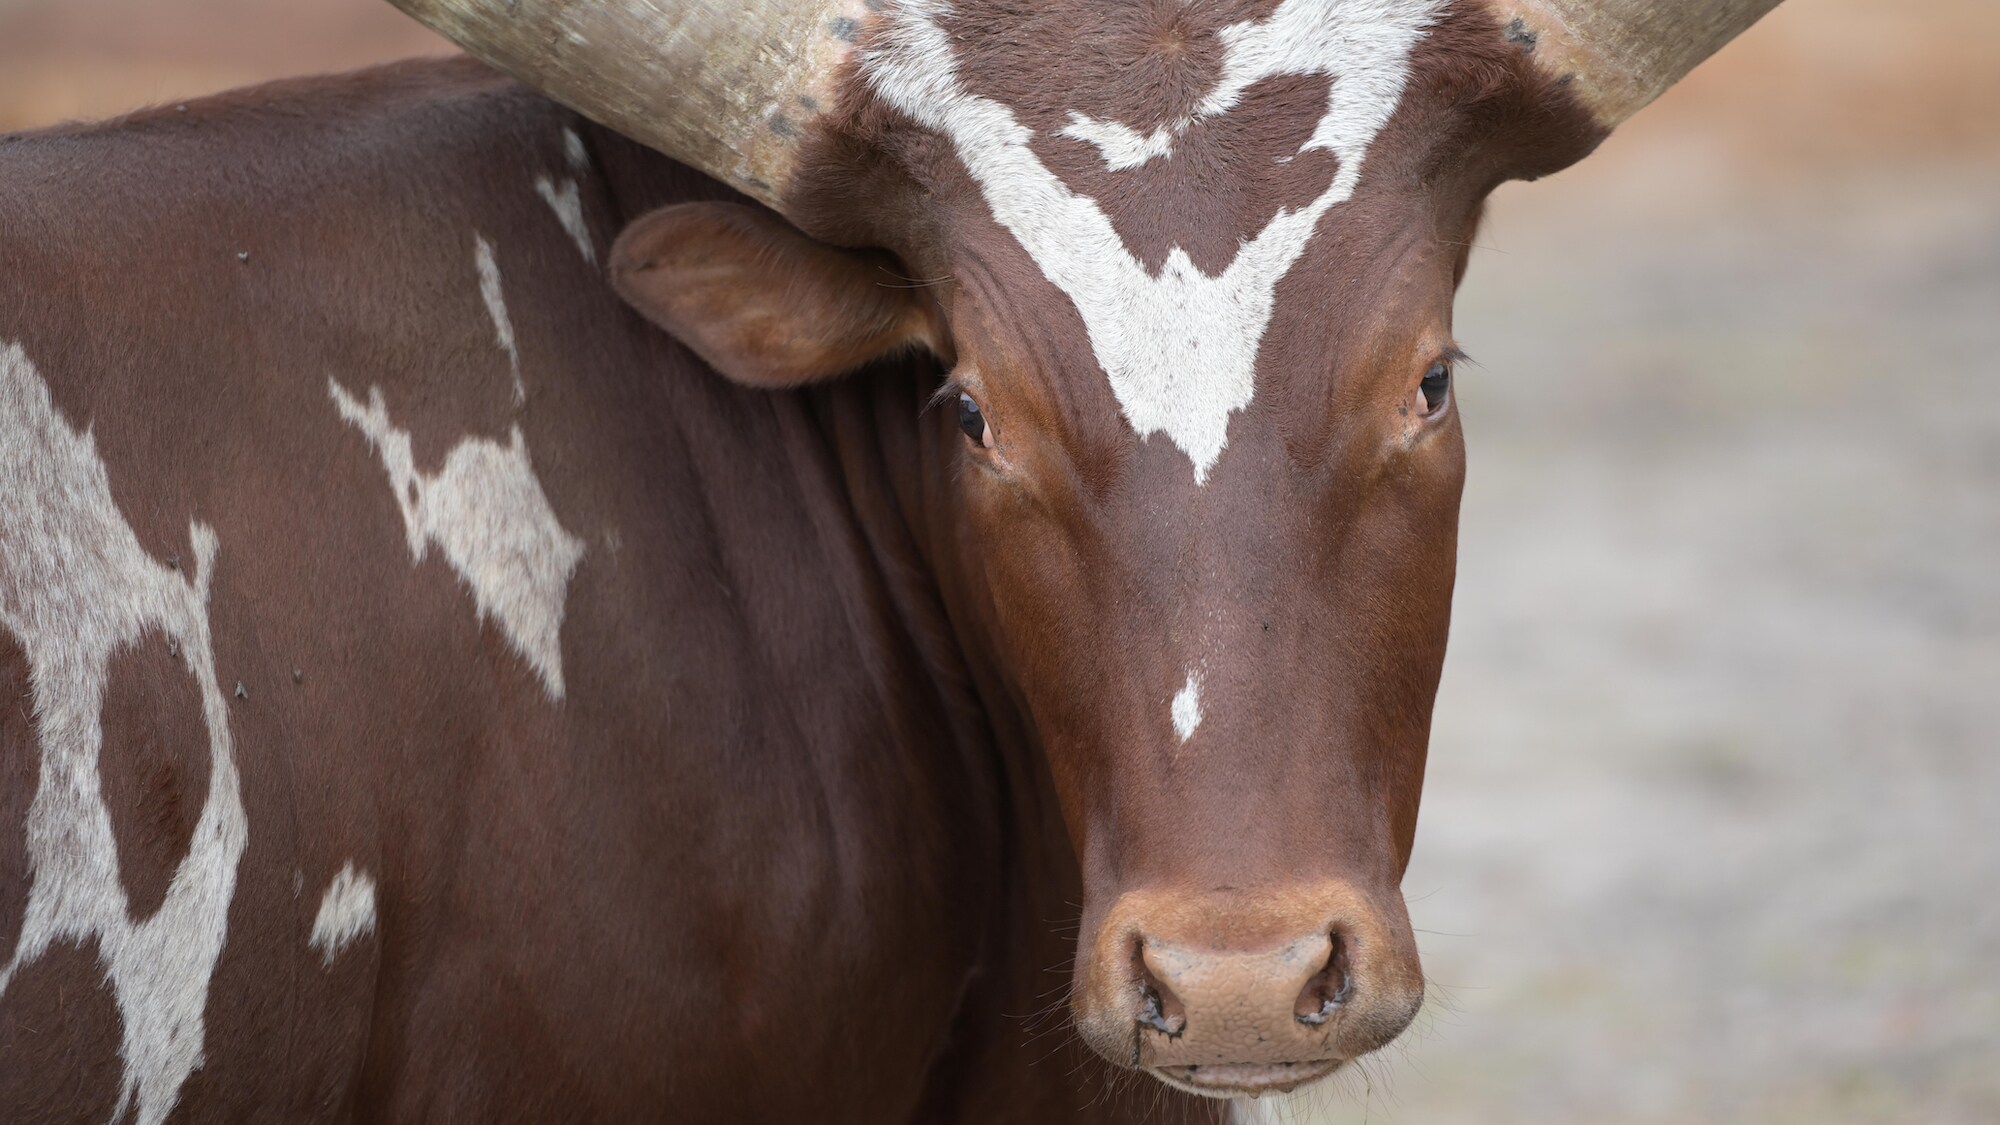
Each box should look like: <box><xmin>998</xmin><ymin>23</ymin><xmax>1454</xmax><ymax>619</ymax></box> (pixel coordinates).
<box><xmin>957</xmin><ymin>393</ymin><xmax>985</xmax><ymax>443</ymax></box>
<box><xmin>1421</xmin><ymin>364</ymin><xmax>1450</xmax><ymax>412</ymax></box>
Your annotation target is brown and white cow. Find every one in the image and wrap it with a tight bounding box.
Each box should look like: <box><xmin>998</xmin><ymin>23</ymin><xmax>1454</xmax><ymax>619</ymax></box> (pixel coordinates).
<box><xmin>0</xmin><ymin>1</ymin><xmax>1779</xmax><ymax>1121</ymax></box>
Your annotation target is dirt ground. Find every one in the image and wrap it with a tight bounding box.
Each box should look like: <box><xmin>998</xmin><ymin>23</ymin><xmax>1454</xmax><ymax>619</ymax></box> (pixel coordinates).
<box><xmin>4</xmin><ymin>2</ymin><xmax>1995</xmax><ymax>1122</ymax></box>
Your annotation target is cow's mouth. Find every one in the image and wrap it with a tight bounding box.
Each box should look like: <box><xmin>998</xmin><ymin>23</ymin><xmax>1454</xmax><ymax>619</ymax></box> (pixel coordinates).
<box><xmin>1146</xmin><ymin>1058</ymin><xmax>1344</xmax><ymax>1099</ymax></box>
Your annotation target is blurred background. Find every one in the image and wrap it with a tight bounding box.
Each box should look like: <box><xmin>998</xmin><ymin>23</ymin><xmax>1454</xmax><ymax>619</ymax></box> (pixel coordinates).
<box><xmin>3</xmin><ymin>1</ymin><xmax>1994</xmax><ymax>1122</ymax></box>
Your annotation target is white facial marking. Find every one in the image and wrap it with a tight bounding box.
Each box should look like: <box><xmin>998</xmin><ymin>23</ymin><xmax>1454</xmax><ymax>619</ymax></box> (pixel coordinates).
<box><xmin>0</xmin><ymin>341</ymin><xmax>247</xmax><ymax>1125</ymax></box>
<box><xmin>864</xmin><ymin>0</ymin><xmax>1440</xmax><ymax>483</ymax></box>
<box><xmin>1058</xmin><ymin>112</ymin><xmax>1178</xmax><ymax>171</ymax></box>
<box><xmin>535</xmin><ymin>176</ymin><xmax>597</xmax><ymax>265</ymax></box>
<box><xmin>1171</xmin><ymin>671</ymin><xmax>1203</xmax><ymax>742</ymax></box>
<box><xmin>474</xmin><ymin>234</ymin><xmax>525</xmax><ymax>404</ymax></box>
<box><xmin>309</xmin><ymin>863</ymin><xmax>378</xmax><ymax>966</ymax></box>
<box><xmin>329</xmin><ymin>379</ymin><xmax>585</xmax><ymax>699</ymax></box>
<box><xmin>562</xmin><ymin>126</ymin><xmax>589</xmax><ymax>172</ymax></box>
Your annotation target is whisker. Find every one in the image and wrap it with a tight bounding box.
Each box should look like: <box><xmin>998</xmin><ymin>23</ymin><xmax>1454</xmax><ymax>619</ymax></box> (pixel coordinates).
<box><xmin>873</xmin><ymin>263</ymin><xmax>955</xmax><ymax>287</ymax></box>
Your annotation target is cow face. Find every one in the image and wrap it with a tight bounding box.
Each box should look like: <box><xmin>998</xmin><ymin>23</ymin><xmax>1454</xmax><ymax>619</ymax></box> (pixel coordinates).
<box><xmin>612</xmin><ymin>0</ymin><xmax>1596</xmax><ymax>1099</ymax></box>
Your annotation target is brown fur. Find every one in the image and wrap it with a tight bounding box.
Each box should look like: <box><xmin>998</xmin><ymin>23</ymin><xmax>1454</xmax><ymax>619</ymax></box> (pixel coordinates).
<box><xmin>0</xmin><ymin>940</ymin><xmax>125</xmax><ymax>1122</ymax></box>
<box><xmin>0</xmin><ymin>632</ymin><xmax>30</xmax><ymax>971</ymax></box>
<box><xmin>98</xmin><ymin>631</ymin><xmax>212</xmax><ymax>920</ymax></box>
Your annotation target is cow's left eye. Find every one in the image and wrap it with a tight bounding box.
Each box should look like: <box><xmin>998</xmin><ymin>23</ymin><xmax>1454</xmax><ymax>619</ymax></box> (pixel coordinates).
<box><xmin>1419</xmin><ymin>362</ymin><xmax>1451</xmax><ymax>414</ymax></box>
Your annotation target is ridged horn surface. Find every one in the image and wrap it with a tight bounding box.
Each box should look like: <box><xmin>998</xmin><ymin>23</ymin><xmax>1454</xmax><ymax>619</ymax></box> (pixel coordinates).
<box><xmin>388</xmin><ymin>0</ymin><xmax>871</xmax><ymax>211</ymax></box>
<box><xmin>1486</xmin><ymin>0</ymin><xmax>1785</xmax><ymax>126</ymax></box>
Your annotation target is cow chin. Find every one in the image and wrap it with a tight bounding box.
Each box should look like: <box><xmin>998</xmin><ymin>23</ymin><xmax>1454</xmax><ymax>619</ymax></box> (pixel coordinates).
<box><xmin>1069</xmin><ymin>882</ymin><xmax>1426</xmax><ymax>1099</ymax></box>
<box><xmin>1147</xmin><ymin>1059</ymin><xmax>1346</xmax><ymax>1100</ymax></box>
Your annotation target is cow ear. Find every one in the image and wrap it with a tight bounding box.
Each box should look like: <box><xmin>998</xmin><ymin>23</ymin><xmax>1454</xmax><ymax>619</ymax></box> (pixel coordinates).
<box><xmin>610</xmin><ymin>202</ymin><xmax>950</xmax><ymax>388</ymax></box>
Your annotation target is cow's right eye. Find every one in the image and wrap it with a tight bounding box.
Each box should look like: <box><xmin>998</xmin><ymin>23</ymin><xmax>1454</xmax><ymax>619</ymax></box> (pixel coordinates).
<box><xmin>957</xmin><ymin>393</ymin><xmax>993</xmax><ymax>448</ymax></box>
<box><xmin>1419</xmin><ymin>362</ymin><xmax>1451</xmax><ymax>414</ymax></box>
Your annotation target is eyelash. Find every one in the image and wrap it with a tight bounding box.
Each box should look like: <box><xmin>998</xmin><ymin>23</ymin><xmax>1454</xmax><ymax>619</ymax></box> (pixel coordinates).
<box><xmin>927</xmin><ymin>376</ymin><xmax>967</xmax><ymax>414</ymax></box>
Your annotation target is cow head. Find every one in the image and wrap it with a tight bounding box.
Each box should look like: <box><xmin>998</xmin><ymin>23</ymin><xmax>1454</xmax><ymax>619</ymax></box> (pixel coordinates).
<box><xmin>398</xmin><ymin>0</ymin><xmax>1781</xmax><ymax>1099</ymax></box>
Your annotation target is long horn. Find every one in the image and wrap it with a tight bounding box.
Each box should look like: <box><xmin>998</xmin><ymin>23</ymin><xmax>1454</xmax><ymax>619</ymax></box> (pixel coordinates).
<box><xmin>1489</xmin><ymin>0</ymin><xmax>1785</xmax><ymax>127</ymax></box>
<box><xmin>387</xmin><ymin>0</ymin><xmax>869</xmax><ymax>211</ymax></box>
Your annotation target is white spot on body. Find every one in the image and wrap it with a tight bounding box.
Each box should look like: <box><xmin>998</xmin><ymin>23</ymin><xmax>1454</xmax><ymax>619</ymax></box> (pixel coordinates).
<box><xmin>863</xmin><ymin>0</ymin><xmax>1440</xmax><ymax>483</ymax></box>
<box><xmin>537</xmin><ymin>128</ymin><xmax>596</xmax><ymax>263</ymax></box>
<box><xmin>310</xmin><ymin>863</ymin><xmax>378</xmax><ymax>966</ymax></box>
<box><xmin>0</xmin><ymin>341</ymin><xmax>247</xmax><ymax>1125</ymax></box>
<box><xmin>474</xmin><ymin>234</ymin><xmax>525</xmax><ymax>403</ymax></box>
<box><xmin>535</xmin><ymin>176</ymin><xmax>597</xmax><ymax>265</ymax></box>
<box><xmin>328</xmin><ymin>379</ymin><xmax>585</xmax><ymax>699</ymax></box>
<box><xmin>1172</xmin><ymin>671</ymin><xmax>1203</xmax><ymax>742</ymax></box>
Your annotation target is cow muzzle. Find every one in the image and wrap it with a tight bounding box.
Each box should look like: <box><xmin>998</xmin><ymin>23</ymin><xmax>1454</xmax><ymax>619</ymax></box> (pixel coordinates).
<box><xmin>1073</xmin><ymin>882</ymin><xmax>1424</xmax><ymax>1098</ymax></box>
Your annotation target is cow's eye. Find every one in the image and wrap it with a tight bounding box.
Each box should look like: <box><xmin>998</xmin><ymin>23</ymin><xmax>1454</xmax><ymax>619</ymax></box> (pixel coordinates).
<box><xmin>957</xmin><ymin>392</ymin><xmax>995</xmax><ymax>449</ymax></box>
<box><xmin>1419</xmin><ymin>362</ymin><xmax>1451</xmax><ymax>414</ymax></box>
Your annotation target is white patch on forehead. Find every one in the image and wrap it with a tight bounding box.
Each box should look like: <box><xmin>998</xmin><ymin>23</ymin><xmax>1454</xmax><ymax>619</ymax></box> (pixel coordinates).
<box><xmin>535</xmin><ymin>176</ymin><xmax>597</xmax><ymax>265</ymax></box>
<box><xmin>329</xmin><ymin>379</ymin><xmax>585</xmax><ymax>699</ymax></box>
<box><xmin>562</xmin><ymin>126</ymin><xmax>589</xmax><ymax>172</ymax></box>
<box><xmin>474</xmin><ymin>233</ymin><xmax>525</xmax><ymax>404</ymax></box>
<box><xmin>0</xmin><ymin>341</ymin><xmax>247</xmax><ymax>1125</ymax></box>
<box><xmin>310</xmin><ymin>863</ymin><xmax>378</xmax><ymax>966</ymax></box>
<box><xmin>1058</xmin><ymin>112</ymin><xmax>1177</xmax><ymax>171</ymax></box>
<box><xmin>1171</xmin><ymin>671</ymin><xmax>1203</xmax><ymax>742</ymax></box>
<box><xmin>864</xmin><ymin>0</ymin><xmax>1441</xmax><ymax>484</ymax></box>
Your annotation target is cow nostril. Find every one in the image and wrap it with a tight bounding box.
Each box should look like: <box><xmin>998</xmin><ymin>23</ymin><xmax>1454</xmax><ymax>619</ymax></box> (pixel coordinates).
<box><xmin>1294</xmin><ymin>931</ymin><xmax>1353</xmax><ymax>1027</ymax></box>
<box><xmin>1136</xmin><ymin>954</ymin><xmax>1186</xmax><ymax>1038</ymax></box>
<box><xmin>1140</xmin><ymin>985</ymin><xmax>1181</xmax><ymax>1037</ymax></box>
